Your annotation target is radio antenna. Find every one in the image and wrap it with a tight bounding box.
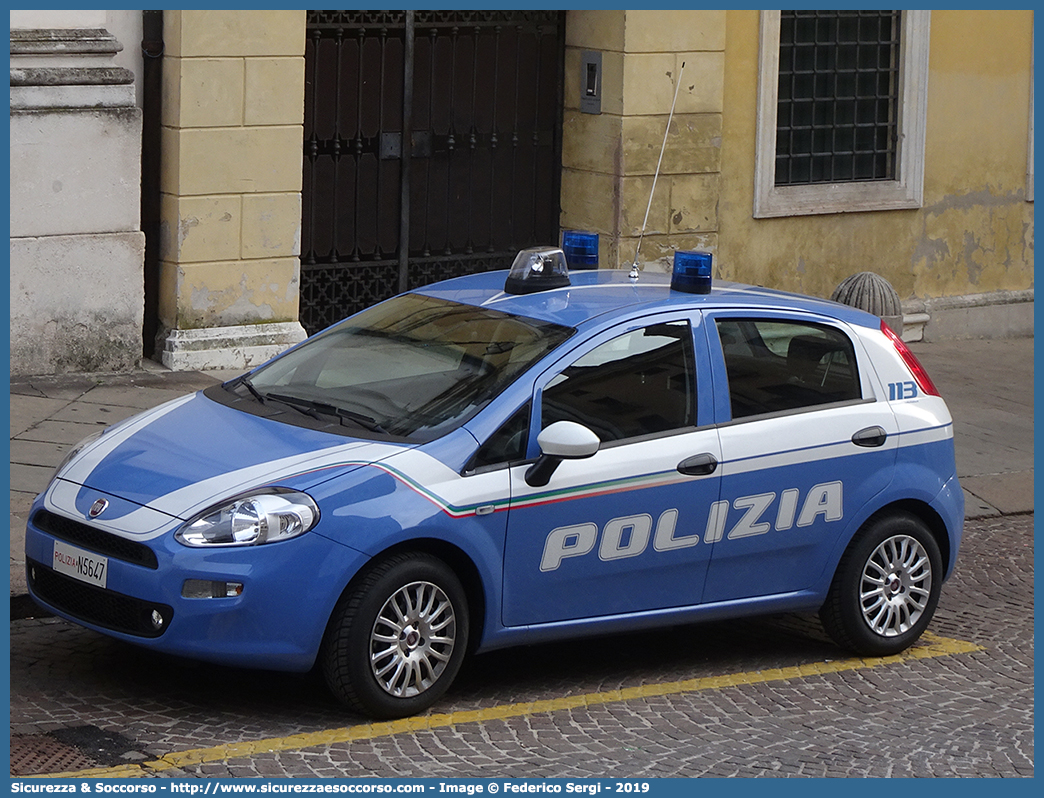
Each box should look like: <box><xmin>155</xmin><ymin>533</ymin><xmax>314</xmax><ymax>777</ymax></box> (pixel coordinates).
<box><xmin>630</xmin><ymin>60</ymin><xmax>685</xmax><ymax>280</ymax></box>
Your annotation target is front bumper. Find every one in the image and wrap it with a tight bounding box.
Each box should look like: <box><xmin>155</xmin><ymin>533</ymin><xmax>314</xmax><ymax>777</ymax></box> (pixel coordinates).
<box><xmin>24</xmin><ymin>502</ymin><xmax>370</xmax><ymax>672</ymax></box>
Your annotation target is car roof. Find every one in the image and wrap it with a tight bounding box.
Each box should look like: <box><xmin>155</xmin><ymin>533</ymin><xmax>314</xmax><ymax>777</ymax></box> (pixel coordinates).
<box><xmin>414</xmin><ymin>267</ymin><xmax>879</xmax><ymax>331</ymax></box>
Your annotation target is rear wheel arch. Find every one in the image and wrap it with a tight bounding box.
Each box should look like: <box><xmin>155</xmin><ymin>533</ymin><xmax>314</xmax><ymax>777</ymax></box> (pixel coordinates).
<box><xmin>824</xmin><ymin>497</ymin><xmax>952</xmax><ymax>586</ymax></box>
<box><xmin>876</xmin><ymin>499</ymin><xmax>951</xmax><ymax>572</ymax></box>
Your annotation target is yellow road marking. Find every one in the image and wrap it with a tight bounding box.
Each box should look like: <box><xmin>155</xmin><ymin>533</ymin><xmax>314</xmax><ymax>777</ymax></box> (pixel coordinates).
<box><xmin>36</xmin><ymin>632</ymin><xmax>981</xmax><ymax>779</ymax></box>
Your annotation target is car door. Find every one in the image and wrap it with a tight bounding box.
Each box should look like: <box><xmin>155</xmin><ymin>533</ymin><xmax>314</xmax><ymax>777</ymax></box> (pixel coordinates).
<box><xmin>501</xmin><ymin>312</ymin><xmax>723</xmax><ymax>627</ymax></box>
<box><xmin>701</xmin><ymin>312</ymin><xmax>900</xmax><ymax>603</ymax></box>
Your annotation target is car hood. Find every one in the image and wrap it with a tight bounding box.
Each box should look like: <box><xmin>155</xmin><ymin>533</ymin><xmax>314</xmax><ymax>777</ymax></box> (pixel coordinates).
<box><xmin>54</xmin><ymin>392</ymin><xmax>410</xmax><ymax>522</ymax></box>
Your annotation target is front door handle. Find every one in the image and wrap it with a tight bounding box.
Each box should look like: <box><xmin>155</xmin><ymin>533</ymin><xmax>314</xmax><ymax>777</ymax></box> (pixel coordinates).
<box><xmin>852</xmin><ymin>426</ymin><xmax>888</xmax><ymax>447</ymax></box>
<box><xmin>678</xmin><ymin>452</ymin><xmax>718</xmax><ymax>476</ymax></box>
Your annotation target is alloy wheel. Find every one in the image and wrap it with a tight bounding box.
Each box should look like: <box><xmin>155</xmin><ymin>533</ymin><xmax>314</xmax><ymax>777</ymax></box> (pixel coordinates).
<box><xmin>369</xmin><ymin>580</ymin><xmax>457</xmax><ymax>698</ymax></box>
<box><xmin>859</xmin><ymin>534</ymin><xmax>933</xmax><ymax>637</ymax></box>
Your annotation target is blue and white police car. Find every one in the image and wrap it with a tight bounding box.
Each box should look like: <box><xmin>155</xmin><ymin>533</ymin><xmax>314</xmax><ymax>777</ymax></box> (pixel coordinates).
<box><xmin>25</xmin><ymin>247</ymin><xmax>963</xmax><ymax>719</ymax></box>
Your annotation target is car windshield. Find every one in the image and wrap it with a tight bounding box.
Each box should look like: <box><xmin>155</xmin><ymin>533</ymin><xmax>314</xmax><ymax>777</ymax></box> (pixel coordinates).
<box><xmin>236</xmin><ymin>293</ymin><xmax>573</xmax><ymax>441</ymax></box>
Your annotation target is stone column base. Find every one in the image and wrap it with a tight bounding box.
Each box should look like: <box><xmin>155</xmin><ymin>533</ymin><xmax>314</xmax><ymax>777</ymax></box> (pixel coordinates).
<box><xmin>158</xmin><ymin>322</ymin><xmax>308</xmax><ymax>371</ymax></box>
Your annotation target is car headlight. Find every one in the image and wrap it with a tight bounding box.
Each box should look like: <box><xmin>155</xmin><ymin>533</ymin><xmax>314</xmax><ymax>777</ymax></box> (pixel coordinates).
<box><xmin>176</xmin><ymin>489</ymin><xmax>320</xmax><ymax>547</ymax></box>
<box><xmin>51</xmin><ymin>429</ymin><xmax>105</xmax><ymax>483</ymax></box>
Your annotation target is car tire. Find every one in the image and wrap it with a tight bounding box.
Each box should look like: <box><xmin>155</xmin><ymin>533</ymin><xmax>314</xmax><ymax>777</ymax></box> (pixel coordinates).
<box><xmin>321</xmin><ymin>552</ymin><xmax>469</xmax><ymax>719</ymax></box>
<box><xmin>820</xmin><ymin>510</ymin><xmax>942</xmax><ymax>657</ymax></box>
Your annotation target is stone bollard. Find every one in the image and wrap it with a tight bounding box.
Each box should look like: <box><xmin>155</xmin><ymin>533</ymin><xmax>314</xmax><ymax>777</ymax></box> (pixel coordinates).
<box><xmin>831</xmin><ymin>272</ymin><xmax>903</xmax><ymax>336</ymax></box>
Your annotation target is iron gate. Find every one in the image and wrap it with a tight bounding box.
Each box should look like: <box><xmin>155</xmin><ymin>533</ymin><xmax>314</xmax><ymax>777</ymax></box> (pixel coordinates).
<box><xmin>301</xmin><ymin>9</ymin><xmax>565</xmax><ymax>334</ymax></box>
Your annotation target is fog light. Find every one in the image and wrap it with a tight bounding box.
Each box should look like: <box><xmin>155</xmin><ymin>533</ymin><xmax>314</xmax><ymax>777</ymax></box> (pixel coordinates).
<box><xmin>182</xmin><ymin>579</ymin><xmax>244</xmax><ymax>599</ymax></box>
<box><xmin>150</xmin><ymin>610</ymin><xmax>166</xmax><ymax>630</ymax></box>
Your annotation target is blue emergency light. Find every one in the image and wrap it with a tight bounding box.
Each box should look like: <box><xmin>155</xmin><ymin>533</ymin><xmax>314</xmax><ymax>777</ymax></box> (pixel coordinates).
<box><xmin>561</xmin><ymin>230</ymin><xmax>599</xmax><ymax>269</ymax></box>
<box><xmin>671</xmin><ymin>250</ymin><xmax>713</xmax><ymax>294</ymax></box>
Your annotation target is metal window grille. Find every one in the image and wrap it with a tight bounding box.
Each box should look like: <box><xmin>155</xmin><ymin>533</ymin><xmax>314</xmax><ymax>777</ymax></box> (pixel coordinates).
<box><xmin>775</xmin><ymin>10</ymin><xmax>901</xmax><ymax>186</ymax></box>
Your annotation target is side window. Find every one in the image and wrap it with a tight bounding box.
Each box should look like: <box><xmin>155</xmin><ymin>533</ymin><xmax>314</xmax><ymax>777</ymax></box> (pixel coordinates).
<box><xmin>541</xmin><ymin>321</ymin><xmax>695</xmax><ymax>443</ymax></box>
<box><xmin>716</xmin><ymin>318</ymin><xmax>860</xmax><ymax>419</ymax></box>
<box><xmin>468</xmin><ymin>403</ymin><xmax>530</xmax><ymax>471</ymax></box>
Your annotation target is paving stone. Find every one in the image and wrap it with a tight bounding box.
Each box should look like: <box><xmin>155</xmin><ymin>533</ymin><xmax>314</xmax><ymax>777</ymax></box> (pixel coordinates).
<box><xmin>961</xmin><ymin>471</ymin><xmax>1034</xmax><ymax>515</ymax></box>
<box><xmin>10</xmin><ymin>463</ymin><xmax>53</xmax><ymax>496</ymax></box>
<box><xmin>10</xmin><ymin>439</ymin><xmax>70</xmax><ymax>470</ymax></box>
<box><xmin>50</xmin><ymin>402</ymin><xmax>143</xmax><ymax>426</ymax></box>
<box><xmin>10</xmin><ymin>395</ymin><xmax>71</xmax><ymax>438</ymax></box>
<box><xmin>13</xmin><ymin>419</ymin><xmax>108</xmax><ymax>445</ymax></box>
<box><xmin>75</xmin><ymin>385</ymin><xmax>208</xmax><ymax>411</ymax></box>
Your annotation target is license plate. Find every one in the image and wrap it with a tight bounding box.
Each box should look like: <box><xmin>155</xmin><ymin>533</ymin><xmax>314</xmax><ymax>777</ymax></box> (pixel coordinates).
<box><xmin>53</xmin><ymin>540</ymin><xmax>108</xmax><ymax>589</ymax></box>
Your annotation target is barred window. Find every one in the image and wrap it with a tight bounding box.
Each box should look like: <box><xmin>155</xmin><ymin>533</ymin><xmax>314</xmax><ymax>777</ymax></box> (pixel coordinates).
<box><xmin>775</xmin><ymin>10</ymin><xmax>901</xmax><ymax>186</ymax></box>
<box><xmin>754</xmin><ymin>10</ymin><xmax>929</xmax><ymax>218</ymax></box>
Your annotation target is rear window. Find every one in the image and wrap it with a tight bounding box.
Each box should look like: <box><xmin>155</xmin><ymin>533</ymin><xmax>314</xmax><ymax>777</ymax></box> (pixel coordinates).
<box><xmin>716</xmin><ymin>318</ymin><xmax>861</xmax><ymax>419</ymax></box>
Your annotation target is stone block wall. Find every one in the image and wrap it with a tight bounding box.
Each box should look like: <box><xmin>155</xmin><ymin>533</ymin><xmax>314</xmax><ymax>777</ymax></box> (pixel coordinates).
<box><xmin>560</xmin><ymin>10</ymin><xmax>726</xmax><ymax>272</ymax></box>
<box><xmin>156</xmin><ymin>10</ymin><xmax>308</xmax><ymax>370</ymax></box>
<box><xmin>9</xmin><ymin>26</ymin><xmax>145</xmax><ymax>375</ymax></box>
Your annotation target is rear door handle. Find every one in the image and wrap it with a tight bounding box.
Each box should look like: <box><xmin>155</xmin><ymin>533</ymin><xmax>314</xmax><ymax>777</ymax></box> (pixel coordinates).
<box><xmin>852</xmin><ymin>426</ymin><xmax>888</xmax><ymax>447</ymax></box>
<box><xmin>677</xmin><ymin>453</ymin><xmax>718</xmax><ymax>476</ymax></box>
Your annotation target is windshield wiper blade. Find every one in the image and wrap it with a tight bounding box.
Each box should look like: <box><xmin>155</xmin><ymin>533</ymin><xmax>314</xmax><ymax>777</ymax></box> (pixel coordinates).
<box><xmin>333</xmin><ymin>407</ymin><xmax>387</xmax><ymax>434</ymax></box>
<box><xmin>239</xmin><ymin>376</ymin><xmax>266</xmax><ymax>403</ymax></box>
<box><xmin>265</xmin><ymin>392</ymin><xmax>387</xmax><ymax>433</ymax></box>
<box><xmin>227</xmin><ymin>375</ymin><xmax>267</xmax><ymax>404</ymax></box>
<box><xmin>264</xmin><ymin>392</ymin><xmax>324</xmax><ymax>420</ymax></box>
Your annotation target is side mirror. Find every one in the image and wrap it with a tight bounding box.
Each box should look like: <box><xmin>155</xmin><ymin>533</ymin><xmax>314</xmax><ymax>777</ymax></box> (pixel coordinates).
<box><xmin>524</xmin><ymin>421</ymin><xmax>600</xmax><ymax>487</ymax></box>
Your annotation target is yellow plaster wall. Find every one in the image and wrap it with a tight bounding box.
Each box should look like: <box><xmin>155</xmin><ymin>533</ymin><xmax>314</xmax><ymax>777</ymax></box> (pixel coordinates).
<box><xmin>561</xmin><ymin>10</ymin><xmax>726</xmax><ymax>270</ymax></box>
<box><xmin>159</xmin><ymin>10</ymin><xmax>306</xmax><ymax>332</ymax></box>
<box><xmin>717</xmin><ymin>9</ymin><xmax>1034</xmax><ymax>301</ymax></box>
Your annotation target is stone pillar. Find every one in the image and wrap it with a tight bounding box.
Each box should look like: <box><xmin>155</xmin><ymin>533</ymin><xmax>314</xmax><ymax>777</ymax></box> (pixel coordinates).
<box><xmin>157</xmin><ymin>10</ymin><xmax>308</xmax><ymax>370</ymax></box>
<box><xmin>560</xmin><ymin>11</ymin><xmax>725</xmax><ymax>272</ymax></box>
<box><xmin>9</xmin><ymin>27</ymin><xmax>145</xmax><ymax>374</ymax></box>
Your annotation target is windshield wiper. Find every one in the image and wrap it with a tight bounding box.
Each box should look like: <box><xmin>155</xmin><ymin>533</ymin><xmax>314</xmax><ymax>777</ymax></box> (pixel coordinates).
<box><xmin>228</xmin><ymin>375</ymin><xmax>266</xmax><ymax>404</ymax></box>
<box><xmin>264</xmin><ymin>392</ymin><xmax>326</xmax><ymax>420</ymax></box>
<box><xmin>334</xmin><ymin>408</ymin><xmax>388</xmax><ymax>434</ymax></box>
<box><xmin>265</xmin><ymin>392</ymin><xmax>386</xmax><ymax>433</ymax></box>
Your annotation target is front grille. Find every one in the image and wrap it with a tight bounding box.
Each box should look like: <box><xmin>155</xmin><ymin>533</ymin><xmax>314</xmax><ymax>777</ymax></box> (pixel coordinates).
<box><xmin>32</xmin><ymin>509</ymin><xmax>159</xmax><ymax>569</ymax></box>
<box><xmin>27</xmin><ymin>558</ymin><xmax>173</xmax><ymax>638</ymax></box>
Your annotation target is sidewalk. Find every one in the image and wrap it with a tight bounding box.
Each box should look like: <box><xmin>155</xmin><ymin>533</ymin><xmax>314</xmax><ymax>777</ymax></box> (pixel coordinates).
<box><xmin>8</xmin><ymin>337</ymin><xmax>1033</xmax><ymax>596</ymax></box>
<box><xmin>910</xmin><ymin>337</ymin><xmax>1034</xmax><ymax>517</ymax></box>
